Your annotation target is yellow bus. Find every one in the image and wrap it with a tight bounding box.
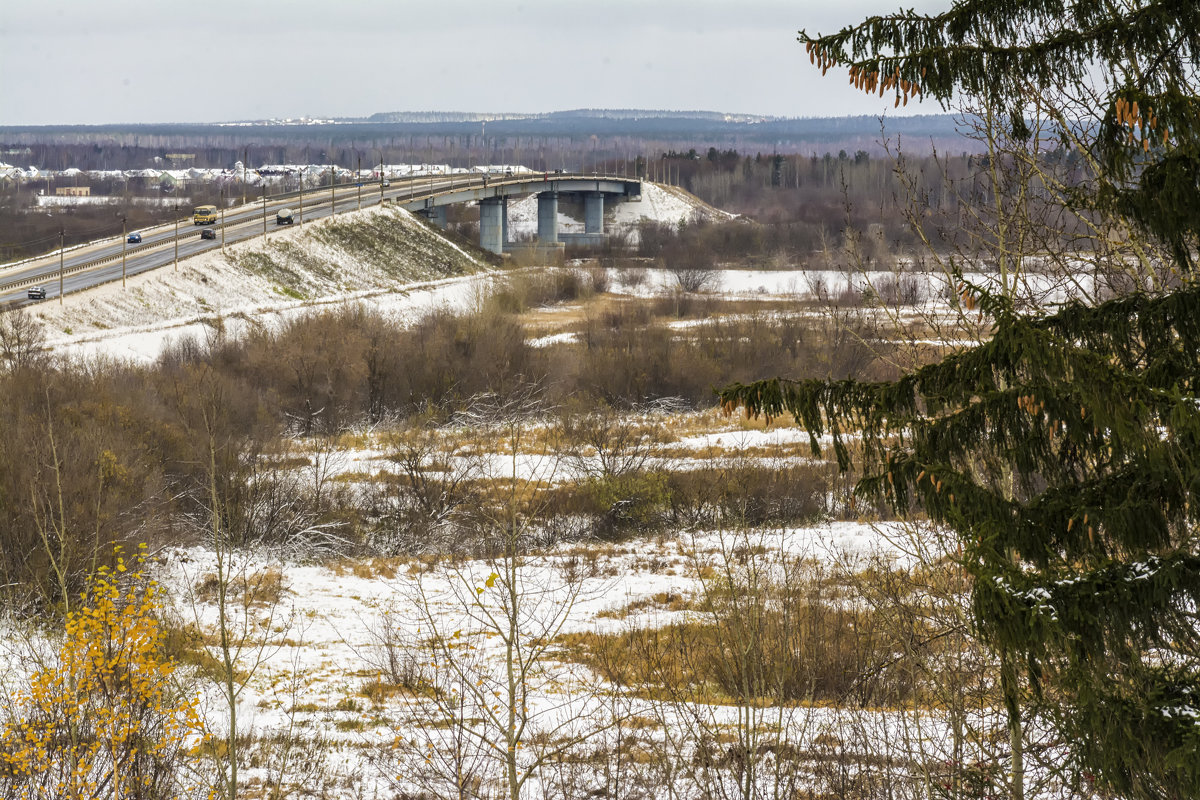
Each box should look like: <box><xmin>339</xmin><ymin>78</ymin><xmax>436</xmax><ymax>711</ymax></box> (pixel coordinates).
<box><xmin>193</xmin><ymin>205</ymin><xmax>218</xmax><ymax>225</ymax></box>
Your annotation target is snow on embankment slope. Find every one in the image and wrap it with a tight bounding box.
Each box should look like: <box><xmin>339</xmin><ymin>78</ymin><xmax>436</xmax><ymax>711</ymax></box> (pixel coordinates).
<box><xmin>37</xmin><ymin>204</ymin><xmax>490</xmax><ymax>359</ymax></box>
<box><xmin>618</xmin><ymin>182</ymin><xmax>736</xmax><ymax>226</ymax></box>
<box><xmin>38</xmin><ymin>181</ymin><xmax>726</xmax><ymax>362</ymax></box>
<box><xmin>507</xmin><ymin>180</ymin><xmax>735</xmax><ymax>237</ymax></box>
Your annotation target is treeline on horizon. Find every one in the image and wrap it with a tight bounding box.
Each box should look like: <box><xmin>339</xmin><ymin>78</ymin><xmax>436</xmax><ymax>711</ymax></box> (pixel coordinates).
<box><xmin>1</xmin><ymin>141</ymin><xmax>1091</xmax><ymax>263</ymax></box>
<box><xmin>0</xmin><ymin>113</ymin><xmax>966</xmax><ymax>166</ymax></box>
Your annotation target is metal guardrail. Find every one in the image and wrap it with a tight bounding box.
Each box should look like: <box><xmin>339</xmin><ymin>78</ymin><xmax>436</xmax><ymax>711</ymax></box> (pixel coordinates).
<box><xmin>0</xmin><ymin>240</ymin><xmax>165</xmax><ymax>294</ymax></box>
<box><xmin>2</xmin><ymin>172</ymin><xmax>639</xmax><ymax>299</ymax></box>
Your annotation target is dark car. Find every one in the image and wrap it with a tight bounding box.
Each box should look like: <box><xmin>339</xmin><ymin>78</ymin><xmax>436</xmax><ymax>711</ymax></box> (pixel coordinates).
<box><xmin>127</xmin><ymin>232</ymin><xmax>143</xmax><ymax>243</ymax></box>
<box><xmin>27</xmin><ymin>286</ymin><xmax>47</xmax><ymax>300</ymax></box>
<box><xmin>200</xmin><ymin>228</ymin><xmax>217</xmax><ymax>240</ymax></box>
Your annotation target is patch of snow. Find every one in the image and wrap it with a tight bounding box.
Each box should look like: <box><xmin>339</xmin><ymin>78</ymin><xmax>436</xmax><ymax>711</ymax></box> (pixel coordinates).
<box><xmin>37</xmin><ymin>204</ymin><xmax>491</xmax><ymax>363</ymax></box>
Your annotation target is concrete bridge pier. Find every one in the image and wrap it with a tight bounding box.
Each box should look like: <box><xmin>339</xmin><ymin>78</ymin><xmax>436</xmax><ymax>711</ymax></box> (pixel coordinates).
<box><xmin>479</xmin><ymin>197</ymin><xmax>505</xmax><ymax>254</ymax></box>
<box><xmin>585</xmin><ymin>192</ymin><xmax>605</xmax><ymax>234</ymax></box>
<box><xmin>419</xmin><ymin>205</ymin><xmax>448</xmax><ymax>229</ymax></box>
<box><xmin>537</xmin><ymin>191</ymin><xmax>559</xmax><ymax>243</ymax></box>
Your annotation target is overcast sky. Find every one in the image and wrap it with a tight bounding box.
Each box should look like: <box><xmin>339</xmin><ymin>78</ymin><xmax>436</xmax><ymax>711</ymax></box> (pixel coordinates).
<box><xmin>0</xmin><ymin>1</ymin><xmax>949</xmax><ymax>126</ymax></box>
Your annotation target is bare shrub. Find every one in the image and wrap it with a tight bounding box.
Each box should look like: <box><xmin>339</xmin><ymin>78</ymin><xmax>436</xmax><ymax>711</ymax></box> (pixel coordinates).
<box><xmin>668</xmin><ymin>261</ymin><xmax>719</xmax><ymax>293</ymax></box>
<box><xmin>558</xmin><ymin>401</ymin><xmax>655</xmax><ymax>479</ymax></box>
<box><xmin>587</xmin><ymin>264</ymin><xmax>611</xmax><ymax>294</ymax></box>
<box><xmin>615</xmin><ymin>265</ymin><xmax>648</xmax><ymax>290</ymax></box>
<box><xmin>0</xmin><ymin>308</ymin><xmax>47</xmax><ymax>373</ymax></box>
<box><xmin>364</xmin><ymin>426</ymin><xmax>484</xmax><ymax>556</ymax></box>
<box><xmin>875</xmin><ymin>273</ymin><xmax>924</xmax><ymax>306</ymax></box>
<box><xmin>489</xmin><ymin>269</ymin><xmax>591</xmax><ymax>313</ymax></box>
<box><xmin>666</xmin><ymin>461</ymin><xmax>839</xmax><ymax>528</ymax></box>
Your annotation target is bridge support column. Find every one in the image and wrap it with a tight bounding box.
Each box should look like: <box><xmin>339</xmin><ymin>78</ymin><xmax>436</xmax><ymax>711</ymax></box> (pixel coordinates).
<box><xmin>537</xmin><ymin>191</ymin><xmax>559</xmax><ymax>243</ymax></box>
<box><xmin>584</xmin><ymin>192</ymin><xmax>604</xmax><ymax>234</ymax></box>
<box><xmin>501</xmin><ymin>197</ymin><xmax>509</xmax><ymax>246</ymax></box>
<box><xmin>479</xmin><ymin>197</ymin><xmax>504</xmax><ymax>254</ymax></box>
<box><xmin>419</xmin><ymin>205</ymin><xmax>447</xmax><ymax>229</ymax></box>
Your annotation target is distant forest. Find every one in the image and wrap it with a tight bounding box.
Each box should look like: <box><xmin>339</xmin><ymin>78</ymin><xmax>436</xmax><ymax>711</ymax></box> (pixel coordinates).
<box><xmin>0</xmin><ymin>112</ymin><xmax>970</xmax><ymax>172</ymax></box>
<box><xmin>0</xmin><ymin>112</ymin><xmax>994</xmax><ymax>261</ymax></box>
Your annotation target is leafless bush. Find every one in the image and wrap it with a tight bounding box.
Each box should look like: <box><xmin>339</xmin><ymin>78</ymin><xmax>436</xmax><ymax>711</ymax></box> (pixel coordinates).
<box><xmin>363</xmin><ymin>426</ymin><xmax>484</xmax><ymax>556</ymax></box>
<box><xmin>666</xmin><ymin>461</ymin><xmax>841</xmax><ymax>528</ymax></box>
<box><xmin>558</xmin><ymin>401</ymin><xmax>655</xmax><ymax>479</ymax></box>
<box><xmin>587</xmin><ymin>265</ymin><xmax>611</xmax><ymax>294</ymax></box>
<box><xmin>668</xmin><ymin>261</ymin><xmax>719</xmax><ymax>293</ymax></box>
<box><xmin>488</xmin><ymin>269</ymin><xmax>591</xmax><ymax>313</ymax></box>
<box><xmin>615</xmin><ymin>265</ymin><xmax>648</xmax><ymax>289</ymax></box>
<box><xmin>0</xmin><ymin>309</ymin><xmax>47</xmax><ymax>373</ymax></box>
<box><xmin>875</xmin><ymin>273</ymin><xmax>924</xmax><ymax>306</ymax></box>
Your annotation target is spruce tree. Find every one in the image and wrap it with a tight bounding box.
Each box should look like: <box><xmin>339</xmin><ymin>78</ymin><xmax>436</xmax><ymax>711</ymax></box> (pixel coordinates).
<box><xmin>721</xmin><ymin>281</ymin><xmax>1200</xmax><ymax>797</ymax></box>
<box><xmin>719</xmin><ymin>2</ymin><xmax>1200</xmax><ymax>798</ymax></box>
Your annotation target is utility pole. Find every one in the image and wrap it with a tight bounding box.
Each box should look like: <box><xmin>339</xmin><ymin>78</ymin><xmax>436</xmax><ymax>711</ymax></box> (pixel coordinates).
<box><xmin>329</xmin><ymin>157</ymin><xmax>335</xmax><ymax>215</ymax></box>
<box><xmin>357</xmin><ymin>154</ymin><xmax>362</xmax><ymax>211</ymax></box>
<box><xmin>121</xmin><ymin>217</ymin><xmax>127</xmax><ymax>289</ymax></box>
<box><xmin>174</xmin><ymin>206</ymin><xmax>179</xmax><ymax>270</ymax></box>
<box><xmin>242</xmin><ymin>147</ymin><xmax>247</xmax><ymax>206</ymax></box>
<box><xmin>58</xmin><ymin>228</ymin><xmax>64</xmax><ymax>304</ymax></box>
<box><xmin>262</xmin><ymin>187</ymin><xmax>267</xmax><ymax>240</ymax></box>
<box><xmin>298</xmin><ymin>168</ymin><xmax>304</xmax><ymax>225</ymax></box>
<box><xmin>379</xmin><ymin>154</ymin><xmax>385</xmax><ymax>202</ymax></box>
<box><xmin>220</xmin><ymin>190</ymin><xmax>226</xmax><ymax>250</ymax></box>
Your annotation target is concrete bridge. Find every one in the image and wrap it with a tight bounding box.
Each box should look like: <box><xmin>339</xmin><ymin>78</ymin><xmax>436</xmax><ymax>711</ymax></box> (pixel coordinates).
<box><xmin>401</xmin><ymin>173</ymin><xmax>642</xmax><ymax>255</ymax></box>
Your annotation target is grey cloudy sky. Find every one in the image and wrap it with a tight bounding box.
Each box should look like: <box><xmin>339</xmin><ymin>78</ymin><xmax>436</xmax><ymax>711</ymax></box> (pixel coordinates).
<box><xmin>0</xmin><ymin>1</ymin><xmax>949</xmax><ymax>125</ymax></box>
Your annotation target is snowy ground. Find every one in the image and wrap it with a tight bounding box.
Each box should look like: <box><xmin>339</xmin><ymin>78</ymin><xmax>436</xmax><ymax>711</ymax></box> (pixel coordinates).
<box><xmin>24</xmin><ymin>175</ymin><xmax>1095</xmax><ymax>369</ymax></box>
<box><xmin>43</xmin><ymin>261</ymin><xmax>1076</xmax><ymax>365</ymax></box>
<box><xmin>34</xmin><ymin>203</ymin><xmax>492</xmax><ymax>362</ymax></box>
<box><xmin>33</xmin><ymin>181</ymin><xmax>729</xmax><ymax>364</ymax></box>
<box><xmin>507</xmin><ymin>181</ymin><xmax>735</xmax><ymax>241</ymax></box>
<box><xmin>141</xmin><ymin>516</ymin><xmax>929</xmax><ymax>798</ymax></box>
<box><xmin>0</xmin><ymin>183</ymin><xmax>1071</xmax><ymax>797</ymax></box>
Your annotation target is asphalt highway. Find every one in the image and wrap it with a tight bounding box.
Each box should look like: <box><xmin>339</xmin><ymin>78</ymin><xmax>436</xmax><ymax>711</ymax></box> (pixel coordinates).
<box><xmin>0</xmin><ymin>173</ymin><xmax>487</xmax><ymax>306</ymax></box>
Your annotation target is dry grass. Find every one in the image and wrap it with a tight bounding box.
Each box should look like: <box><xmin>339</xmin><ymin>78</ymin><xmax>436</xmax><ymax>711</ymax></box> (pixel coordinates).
<box><xmin>597</xmin><ymin>591</ymin><xmax>694</xmax><ymax>619</ymax></box>
<box><xmin>193</xmin><ymin>567</ymin><xmax>288</xmax><ymax>608</ymax></box>
<box><xmin>557</xmin><ymin>569</ymin><xmax>950</xmax><ymax>707</ymax></box>
<box><xmin>328</xmin><ymin>557</ymin><xmax>406</xmax><ymax>580</ymax></box>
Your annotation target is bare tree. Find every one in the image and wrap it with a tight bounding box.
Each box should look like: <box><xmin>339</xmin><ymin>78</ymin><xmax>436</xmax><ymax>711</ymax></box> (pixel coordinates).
<box><xmin>0</xmin><ymin>308</ymin><xmax>47</xmax><ymax>373</ymax></box>
<box><xmin>377</xmin><ymin>388</ymin><xmax>619</xmax><ymax>799</ymax></box>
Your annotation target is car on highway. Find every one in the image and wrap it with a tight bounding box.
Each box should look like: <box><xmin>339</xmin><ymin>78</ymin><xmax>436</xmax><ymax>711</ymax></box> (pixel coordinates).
<box><xmin>127</xmin><ymin>232</ymin><xmax>142</xmax><ymax>243</ymax></box>
<box><xmin>27</xmin><ymin>286</ymin><xmax>47</xmax><ymax>300</ymax></box>
<box><xmin>381</xmin><ymin>179</ymin><xmax>390</xmax><ymax>188</ymax></box>
<box><xmin>200</xmin><ymin>228</ymin><xmax>217</xmax><ymax>240</ymax></box>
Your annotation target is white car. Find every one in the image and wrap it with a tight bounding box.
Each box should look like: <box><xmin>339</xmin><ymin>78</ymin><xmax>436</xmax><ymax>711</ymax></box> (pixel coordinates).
<box><xmin>27</xmin><ymin>286</ymin><xmax>47</xmax><ymax>300</ymax></box>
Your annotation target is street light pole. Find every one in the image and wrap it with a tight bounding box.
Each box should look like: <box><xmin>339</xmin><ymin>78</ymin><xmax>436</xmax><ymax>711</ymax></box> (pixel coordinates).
<box><xmin>298</xmin><ymin>168</ymin><xmax>304</xmax><ymax>226</ymax></box>
<box><xmin>121</xmin><ymin>217</ymin><xmax>127</xmax><ymax>288</ymax></box>
<box><xmin>379</xmin><ymin>154</ymin><xmax>385</xmax><ymax>202</ymax></box>
<box><xmin>220</xmin><ymin>190</ymin><xmax>226</xmax><ymax>250</ymax></box>
<box><xmin>242</xmin><ymin>147</ymin><xmax>247</xmax><ymax>207</ymax></box>
<box><xmin>262</xmin><ymin>186</ymin><xmax>267</xmax><ymax>240</ymax></box>
<box><xmin>329</xmin><ymin>157</ymin><xmax>335</xmax><ymax>215</ymax></box>
<box><xmin>59</xmin><ymin>228</ymin><xmax>64</xmax><ymax>304</ymax></box>
<box><xmin>357</xmin><ymin>154</ymin><xmax>362</xmax><ymax>211</ymax></box>
<box><xmin>174</xmin><ymin>206</ymin><xmax>179</xmax><ymax>270</ymax></box>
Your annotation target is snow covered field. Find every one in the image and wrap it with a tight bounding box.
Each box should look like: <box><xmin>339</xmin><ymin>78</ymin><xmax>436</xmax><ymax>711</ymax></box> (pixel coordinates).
<box><xmin>138</xmin><ymin>517</ymin><xmax>932</xmax><ymax>798</ymax></box>
<box><xmin>0</xmin><ymin>181</ymin><xmax>1072</xmax><ymax>798</ymax></box>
